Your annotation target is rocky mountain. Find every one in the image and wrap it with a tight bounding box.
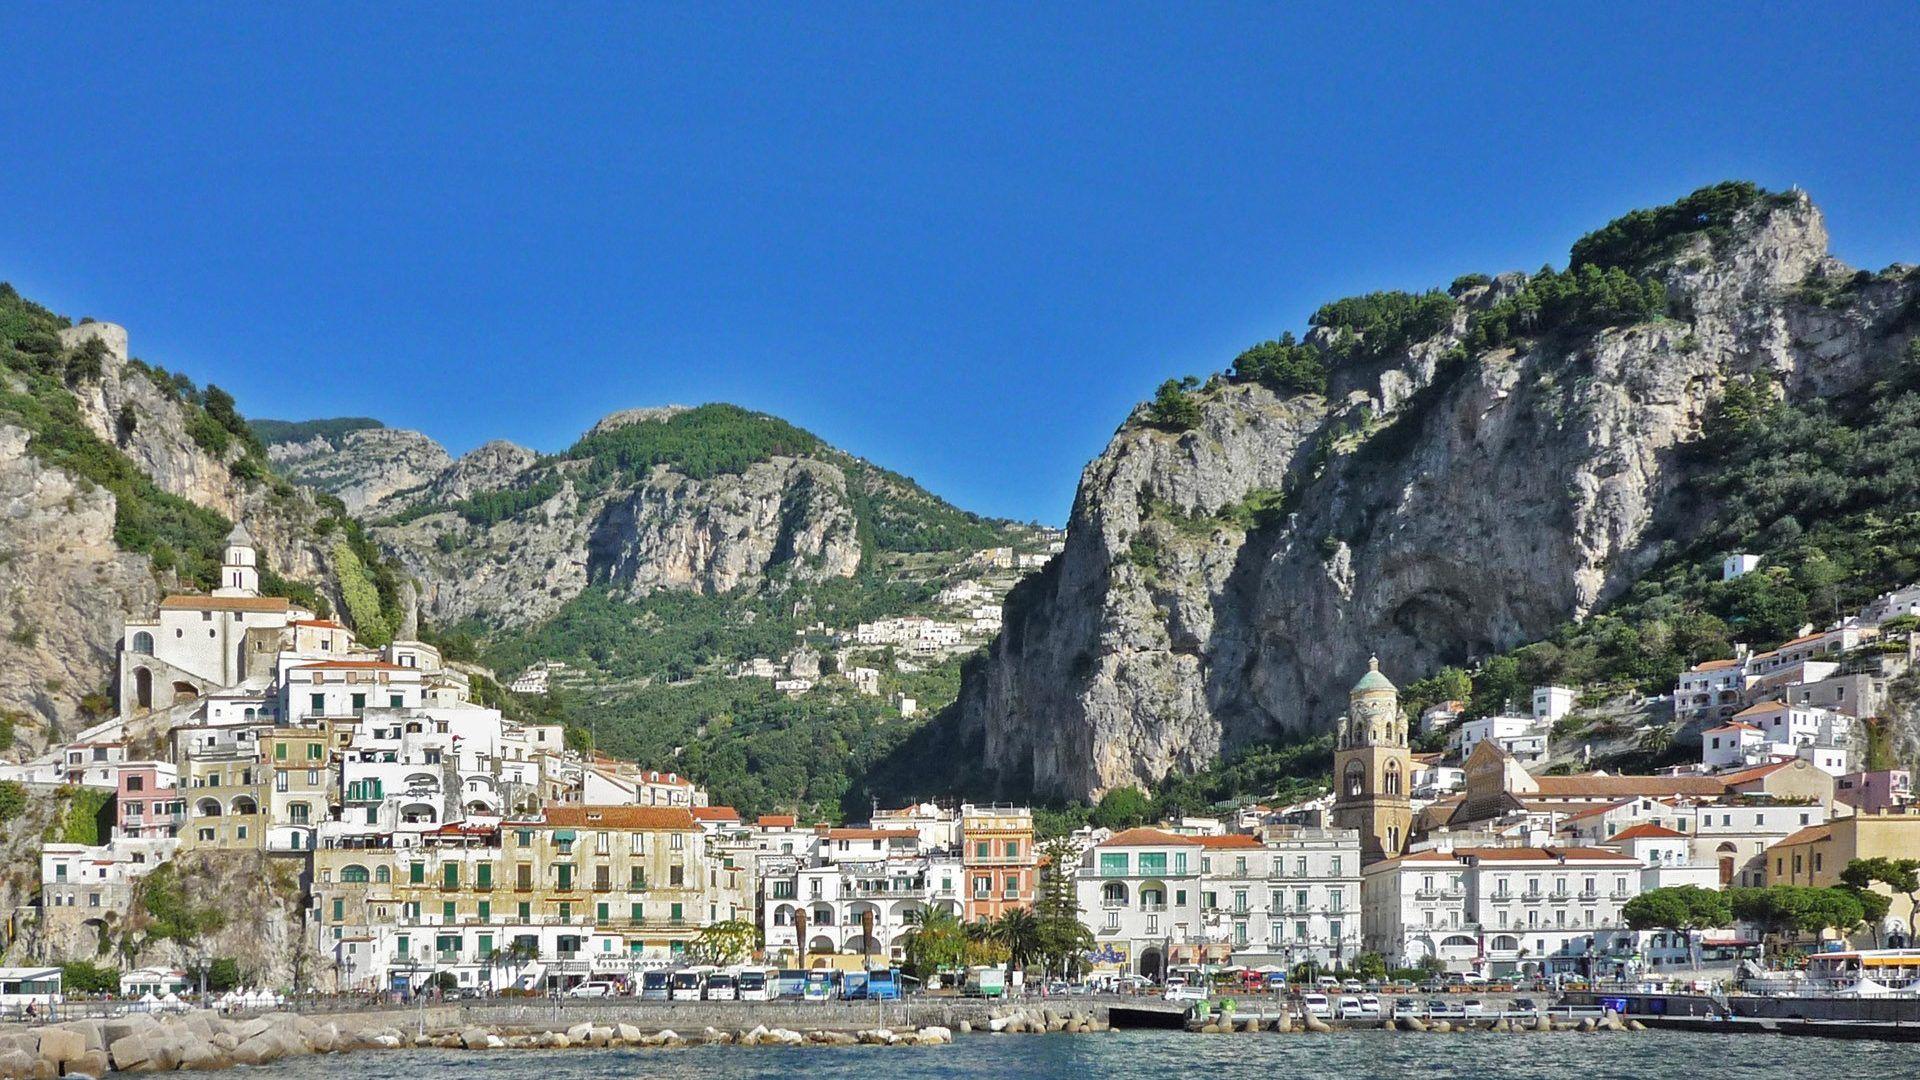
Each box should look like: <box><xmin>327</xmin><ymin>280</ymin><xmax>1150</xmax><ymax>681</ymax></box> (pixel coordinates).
<box><xmin>948</xmin><ymin>183</ymin><xmax>1920</xmax><ymax>801</ymax></box>
<box><xmin>266</xmin><ymin>402</ymin><xmax>1042</xmax><ymax>818</ymax></box>
<box><xmin>0</xmin><ymin>294</ymin><xmax>410</xmax><ymax>753</ymax></box>
<box><xmin>265</xmin><ymin>403</ymin><xmax>1019</xmax><ymax>633</ymax></box>
<box><xmin>263</xmin><ymin>420</ymin><xmax>452</xmax><ymax>513</ymax></box>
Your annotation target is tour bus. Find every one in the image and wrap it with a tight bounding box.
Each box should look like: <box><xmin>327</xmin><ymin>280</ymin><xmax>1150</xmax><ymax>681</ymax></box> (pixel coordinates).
<box><xmin>774</xmin><ymin>969</ymin><xmax>809</xmax><ymax>999</ymax></box>
<box><xmin>841</xmin><ymin>971</ymin><xmax>871</xmax><ymax>1000</ymax></box>
<box><xmin>802</xmin><ymin>970</ymin><xmax>836</xmax><ymax>1002</ymax></box>
<box><xmin>866</xmin><ymin>968</ymin><xmax>902</xmax><ymax>1001</ymax></box>
<box><xmin>640</xmin><ymin>970</ymin><xmax>673</xmax><ymax>1001</ymax></box>
<box><xmin>737</xmin><ymin>967</ymin><xmax>774</xmax><ymax>1002</ymax></box>
<box><xmin>671</xmin><ymin>967</ymin><xmax>710</xmax><ymax>1001</ymax></box>
<box><xmin>705</xmin><ymin>971</ymin><xmax>739</xmax><ymax>1001</ymax></box>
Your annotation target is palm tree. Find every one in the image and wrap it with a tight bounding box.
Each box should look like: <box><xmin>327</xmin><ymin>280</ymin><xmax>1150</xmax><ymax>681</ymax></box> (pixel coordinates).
<box><xmin>989</xmin><ymin>908</ymin><xmax>1044</xmax><ymax>982</ymax></box>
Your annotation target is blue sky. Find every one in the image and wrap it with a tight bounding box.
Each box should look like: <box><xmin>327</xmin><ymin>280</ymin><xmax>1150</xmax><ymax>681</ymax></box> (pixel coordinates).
<box><xmin>3</xmin><ymin>5</ymin><xmax>1918</xmax><ymax>524</ymax></box>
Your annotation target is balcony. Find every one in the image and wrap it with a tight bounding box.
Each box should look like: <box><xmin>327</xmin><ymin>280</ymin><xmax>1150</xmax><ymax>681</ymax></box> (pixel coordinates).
<box><xmin>1579</xmin><ymin>889</ymin><xmax>1600</xmax><ymax>901</ymax></box>
<box><xmin>1489</xmin><ymin>892</ymin><xmax>1514</xmax><ymax>903</ymax></box>
<box><xmin>1610</xmin><ymin>890</ymin><xmax>1633</xmax><ymax>901</ymax></box>
<box><xmin>1415</xmin><ymin>888</ymin><xmax>1466</xmax><ymax>901</ymax></box>
<box><xmin>1139</xmin><ymin>902</ymin><xmax>1167</xmax><ymax>913</ymax></box>
<box><xmin>593</xmin><ymin>881</ymin><xmax>614</xmax><ymax>893</ymax></box>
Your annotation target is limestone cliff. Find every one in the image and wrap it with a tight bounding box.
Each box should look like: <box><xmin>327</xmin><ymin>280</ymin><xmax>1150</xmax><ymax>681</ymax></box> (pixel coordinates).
<box><xmin>959</xmin><ymin>188</ymin><xmax>1920</xmax><ymax>800</ymax></box>
<box><xmin>268</xmin><ymin>426</ymin><xmax>452</xmax><ymax>512</ymax></box>
<box><xmin>375</xmin><ymin>443</ymin><xmax>865</xmax><ymax>629</ymax></box>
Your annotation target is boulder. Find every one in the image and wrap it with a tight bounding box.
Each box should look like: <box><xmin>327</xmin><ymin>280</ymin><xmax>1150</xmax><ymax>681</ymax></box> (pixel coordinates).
<box><xmin>0</xmin><ymin>1049</ymin><xmax>32</xmax><ymax>1080</ymax></box>
<box><xmin>1628</xmin><ymin>1019</ymin><xmax>1647</xmax><ymax>1032</ymax></box>
<box><xmin>1304</xmin><ymin>1016</ymin><xmax>1332</xmax><ymax>1033</ymax></box>
<box><xmin>617</xmin><ymin>1023</ymin><xmax>643</xmax><ymax>1043</ymax></box>
<box><xmin>460</xmin><ymin>1028</ymin><xmax>492</xmax><ymax>1050</ymax></box>
<box><xmin>1431</xmin><ymin>1020</ymin><xmax>1451</xmax><ymax>1034</ymax></box>
<box><xmin>1400</xmin><ymin>1016</ymin><xmax>1427</xmax><ymax>1033</ymax></box>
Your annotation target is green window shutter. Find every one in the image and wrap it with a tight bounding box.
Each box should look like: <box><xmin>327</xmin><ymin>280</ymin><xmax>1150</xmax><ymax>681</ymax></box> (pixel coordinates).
<box><xmin>1099</xmin><ymin>853</ymin><xmax>1128</xmax><ymax>877</ymax></box>
<box><xmin>409</xmin><ymin>863</ymin><xmax>424</xmax><ymax>884</ymax></box>
<box><xmin>478</xmin><ymin>933</ymin><xmax>493</xmax><ymax>956</ymax></box>
<box><xmin>477</xmin><ymin>863</ymin><xmax>492</xmax><ymax>887</ymax></box>
<box><xmin>670</xmin><ymin>902</ymin><xmax>683</xmax><ymax>922</ymax></box>
<box><xmin>443</xmin><ymin>863</ymin><xmax>458</xmax><ymax>888</ymax></box>
<box><xmin>274</xmin><ymin>743</ymin><xmax>287</xmax><ymax>760</ymax></box>
<box><xmin>442</xmin><ymin>901</ymin><xmax>455</xmax><ymax>920</ymax></box>
<box><xmin>559</xmin><ymin>902</ymin><xmax>571</xmax><ymax>921</ymax></box>
<box><xmin>477</xmin><ymin>901</ymin><xmax>490</xmax><ymax>922</ymax></box>
<box><xmin>597</xmin><ymin>902</ymin><xmax>608</xmax><ymax>922</ymax></box>
<box><xmin>630</xmin><ymin>902</ymin><xmax>643</xmax><ymax>921</ymax></box>
<box><xmin>331</xmin><ymin>898</ymin><xmax>343</xmax><ymax>921</ymax></box>
<box><xmin>517</xmin><ymin>901</ymin><xmax>530</xmax><ymax>920</ymax></box>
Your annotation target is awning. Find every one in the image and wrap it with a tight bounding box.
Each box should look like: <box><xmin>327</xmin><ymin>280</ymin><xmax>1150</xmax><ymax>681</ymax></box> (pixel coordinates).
<box><xmin>551</xmin><ymin>829</ymin><xmax>576</xmax><ymax>842</ymax></box>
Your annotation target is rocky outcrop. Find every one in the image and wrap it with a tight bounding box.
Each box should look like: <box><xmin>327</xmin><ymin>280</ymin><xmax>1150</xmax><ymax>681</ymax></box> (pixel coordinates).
<box><xmin>961</xmin><ymin>190</ymin><xmax>1920</xmax><ymax>799</ymax></box>
<box><xmin>268</xmin><ymin>427</ymin><xmax>452</xmax><ymax>512</ymax></box>
<box><xmin>0</xmin><ymin>422</ymin><xmax>157</xmax><ymax>744</ymax></box>
<box><xmin>378</xmin><ymin>453</ymin><xmax>864</xmax><ymax>628</ymax></box>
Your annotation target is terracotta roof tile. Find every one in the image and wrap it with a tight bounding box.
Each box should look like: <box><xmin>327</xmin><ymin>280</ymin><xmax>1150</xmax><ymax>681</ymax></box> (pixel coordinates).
<box><xmin>160</xmin><ymin>595</ymin><xmax>292</xmax><ymax>613</ymax></box>
<box><xmin>1097</xmin><ymin>828</ymin><xmax>1203</xmax><ymax>848</ymax></box>
<box><xmin>1194</xmin><ymin>834</ymin><xmax>1263</xmax><ymax>849</ymax></box>
<box><xmin>1774</xmin><ymin>824</ymin><xmax>1833</xmax><ymax>847</ymax></box>
<box><xmin>542</xmin><ymin>806</ymin><xmax>698</xmax><ymax>830</ymax></box>
<box><xmin>1531</xmin><ymin>774</ymin><xmax>1726</xmax><ymax>797</ymax></box>
<box><xmin>1609</xmin><ymin>823</ymin><xmax>1688</xmax><ymax>841</ymax></box>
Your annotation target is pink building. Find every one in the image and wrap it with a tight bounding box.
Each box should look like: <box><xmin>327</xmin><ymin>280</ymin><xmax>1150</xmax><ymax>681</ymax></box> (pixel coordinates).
<box><xmin>116</xmin><ymin>761</ymin><xmax>183</xmax><ymax>840</ymax></box>
<box><xmin>1835</xmin><ymin>769</ymin><xmax>1913</xmax><ymax>814</ymax></box>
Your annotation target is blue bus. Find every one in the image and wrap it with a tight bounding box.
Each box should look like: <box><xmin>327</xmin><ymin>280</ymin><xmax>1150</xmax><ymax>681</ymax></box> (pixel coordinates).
<box><xmin>866</xmin><ymin>969</ymin><xmax>901</xmax><ymax>1001</ymax></box>
<box><xmin>841</xmin><ymin>972</ymin><xmax>870</xmax><ymax>1000</ymax></box>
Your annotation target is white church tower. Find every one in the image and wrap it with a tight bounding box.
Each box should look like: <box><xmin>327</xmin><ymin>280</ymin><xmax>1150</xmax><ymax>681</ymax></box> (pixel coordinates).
<box><xmin>213</xmin><ymin>521</ymin><xmax>260</xmax><ymax>598</ymax></box>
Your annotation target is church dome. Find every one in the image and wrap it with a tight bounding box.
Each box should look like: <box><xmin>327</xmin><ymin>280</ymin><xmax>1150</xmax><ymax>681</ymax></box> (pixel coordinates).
<box><xmin>1351</xmin><ymin>655</ymin><xmax>1396</xmax><ymax>694</ymax></box>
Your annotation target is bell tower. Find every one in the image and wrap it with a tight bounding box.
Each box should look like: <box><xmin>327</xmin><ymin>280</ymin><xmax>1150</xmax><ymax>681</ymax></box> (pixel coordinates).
<box><xmin>213</xmin><ymin>521</ymin><xmax>260</xmax><ymax>598</ymax></box>
<box><xmin>1330</xmin><ymin>655</ymin><xmax>1412</xmax><ymax>864</ymax></box>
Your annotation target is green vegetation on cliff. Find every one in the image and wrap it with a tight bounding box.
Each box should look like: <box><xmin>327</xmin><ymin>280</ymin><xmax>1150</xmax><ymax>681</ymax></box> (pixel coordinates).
<box><xmin>568</xmin><ymin>404</ymin><xmax>823</xmax><ymax>486</ymax></box>
<box><xmin>252</xmin><ymin>416</ymin><xmax>385</xmax><ymax>445</ymax></box>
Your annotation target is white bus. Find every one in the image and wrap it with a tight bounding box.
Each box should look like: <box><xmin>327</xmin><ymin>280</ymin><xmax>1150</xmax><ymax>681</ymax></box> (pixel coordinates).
<box><xmin>736</xmin><ymin>966</ymin><xmax>774</xmax><ymax>1002</ymax></box>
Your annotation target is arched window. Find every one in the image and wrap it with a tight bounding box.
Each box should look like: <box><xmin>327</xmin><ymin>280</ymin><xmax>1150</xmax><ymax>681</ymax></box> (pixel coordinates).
<box><xmin>374</xmin><ymin>865</ymin><xmax>392</xmax><ymax>884</ymax></box>
<box><xmin>1441</xmin><ymin>935</ymin><xmax>1477</xmax><ymax>948</ymax></box>
<box><xmin>1102</xmin><ymin>882</ymin><xmax>1128</xmax><ymax>905</ymax></box>
<box><xmin>132</xmin><ymin>631</ymin><xmax>154</xmax><ymax>656</ymax></box>
<box><xmin>341</xmin><ymin>864</ymin><xmax>370</xmax><ymax>883</ymax></box>
<box><xmin>1384</xmin><ymin>760</ymin><xmax>1403</xmax><ymax>796</ymax></box>
<box><xmin>1344</xmin><ymin>760</ymin><xmax>1366</xmax><ymax>798</ymax></box>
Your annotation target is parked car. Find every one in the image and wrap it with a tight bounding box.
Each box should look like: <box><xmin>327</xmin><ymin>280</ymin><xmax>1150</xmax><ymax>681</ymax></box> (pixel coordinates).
<box><xmin>1461</xmin><ymin>999</ymin><xmax>1485</xmax><ymax>1016</ymax></box>
<box><xmin>566</xmin><ymin>981</ymin><xmax>614</xmax><ymax>999</ymax></box>
<box><xmin>1392</xmin><ymin>997</ymin><xmax>1417</xmax><ymax>1015</ymax></box>
<box><xmin>1335</xmin><ymin>995</ymin><xmax>1362</xmax><ymax>1018</ymax></box>
<box><xmin>1341</xmin><ymin>979</ymin><xmax>1364</xmax><ymax>992</ymax></box>
<box><xmin>1301</xmin><ymin>993</ymin><xmax>1331</xmax><ymax>1018</ymax></box>
<box><xmin>1357</xmin><ymin>994</ymin><xmax>1382</xmax><ymax>1017</ymax></box>
<box><xmin>1425</xmin><ymin>999</ymin><xmax>1454</xmax><ymax>1017</ymax></box>
<box><xmin>1513</xmin><ymin>997</ymin><xmax>1539</xmax><ymax>1013</ymax></box>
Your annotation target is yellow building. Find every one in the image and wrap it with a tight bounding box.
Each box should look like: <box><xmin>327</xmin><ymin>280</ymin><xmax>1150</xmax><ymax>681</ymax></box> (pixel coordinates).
<box><xmin>1767</xmin><ymin>810</ymin><xmax>1920</xmax><ymax>948</ymax></box>
<box><xmin>175</xmin><ymin>728</ymin><xmax>267</xmax><ymax>851</ymax></box>
<box><xmin>311</xmin><ymin>805</ymin><xmax>749</xmax><ymax>992</ymax></box>
<box><xmin>261</xmin><ymin>725</ymin><xmax>335</xmax><ymax>852</ymax></box>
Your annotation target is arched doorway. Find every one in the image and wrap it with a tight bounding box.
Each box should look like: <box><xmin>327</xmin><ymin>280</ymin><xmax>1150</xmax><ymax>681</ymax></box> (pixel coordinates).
<box><xmin>1139</xmin><ymin>946</ymin><xmax>1165</xmax><ymax>983</ymax></box>
<box><xmin>134</xmin><ymin>668</ymin><xmax>153</xmax><ymax>711</ymax></box>
<box><xmin>1717</xmin><ymin>842</ymin><xmax>1738</xmax><ymax>886</ymax></box>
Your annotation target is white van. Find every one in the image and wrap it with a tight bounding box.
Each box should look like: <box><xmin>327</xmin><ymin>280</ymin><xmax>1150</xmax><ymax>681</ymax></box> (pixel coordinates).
<box><xmin>1302</xmin><ymin>993</ymin><xmax>1331</xmax><ymax>1018</ymax></box>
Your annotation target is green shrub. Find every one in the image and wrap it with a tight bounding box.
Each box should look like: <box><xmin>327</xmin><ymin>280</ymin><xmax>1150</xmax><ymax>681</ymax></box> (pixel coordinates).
<box><xmin>1145</xmin><ymin>378</ymin><xmax>1203</xmax><ymax>431</ymax></box>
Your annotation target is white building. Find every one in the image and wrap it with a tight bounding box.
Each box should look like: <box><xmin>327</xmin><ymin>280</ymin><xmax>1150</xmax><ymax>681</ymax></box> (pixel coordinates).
<box><xmin>1674</xmin><ymin>658</ymin><xmax>1747</xmax><ymax>723</ymax></box>
<box><xmin>1363</xmin><ymin>845</ymin><xmax>1643</xmax><ymax>979</ymax></box>
<box><xmin>1078</xmin><ymin>828</ymin><xmax>1204</xmax><ymax>980</ymax></box>
<box><xmin>1723</xmin><ymin>553</ymin><xmax>1761</xmax><ymax>581</ymax></box>
<box><xmin>1453</xmin><ymin>714</ymin><xmax>1549</xmax><ymax>764</ymax></box>
<box><xmin>1532</xmin><ymin>686</ymin><xmax>1576</xmax><ymax>724</ymax></box>
<box><xmin>1861</xmin><ymin>583</ymin><xmax>1920</xmax><ymax>627</ymax></box>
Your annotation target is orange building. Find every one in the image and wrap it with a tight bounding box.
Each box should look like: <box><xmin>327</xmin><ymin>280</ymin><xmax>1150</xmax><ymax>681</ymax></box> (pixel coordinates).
<box><xmin>961</xmin><ymin>804</ymin><xmax>1036</xmax><ymax>922</ymax></box>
